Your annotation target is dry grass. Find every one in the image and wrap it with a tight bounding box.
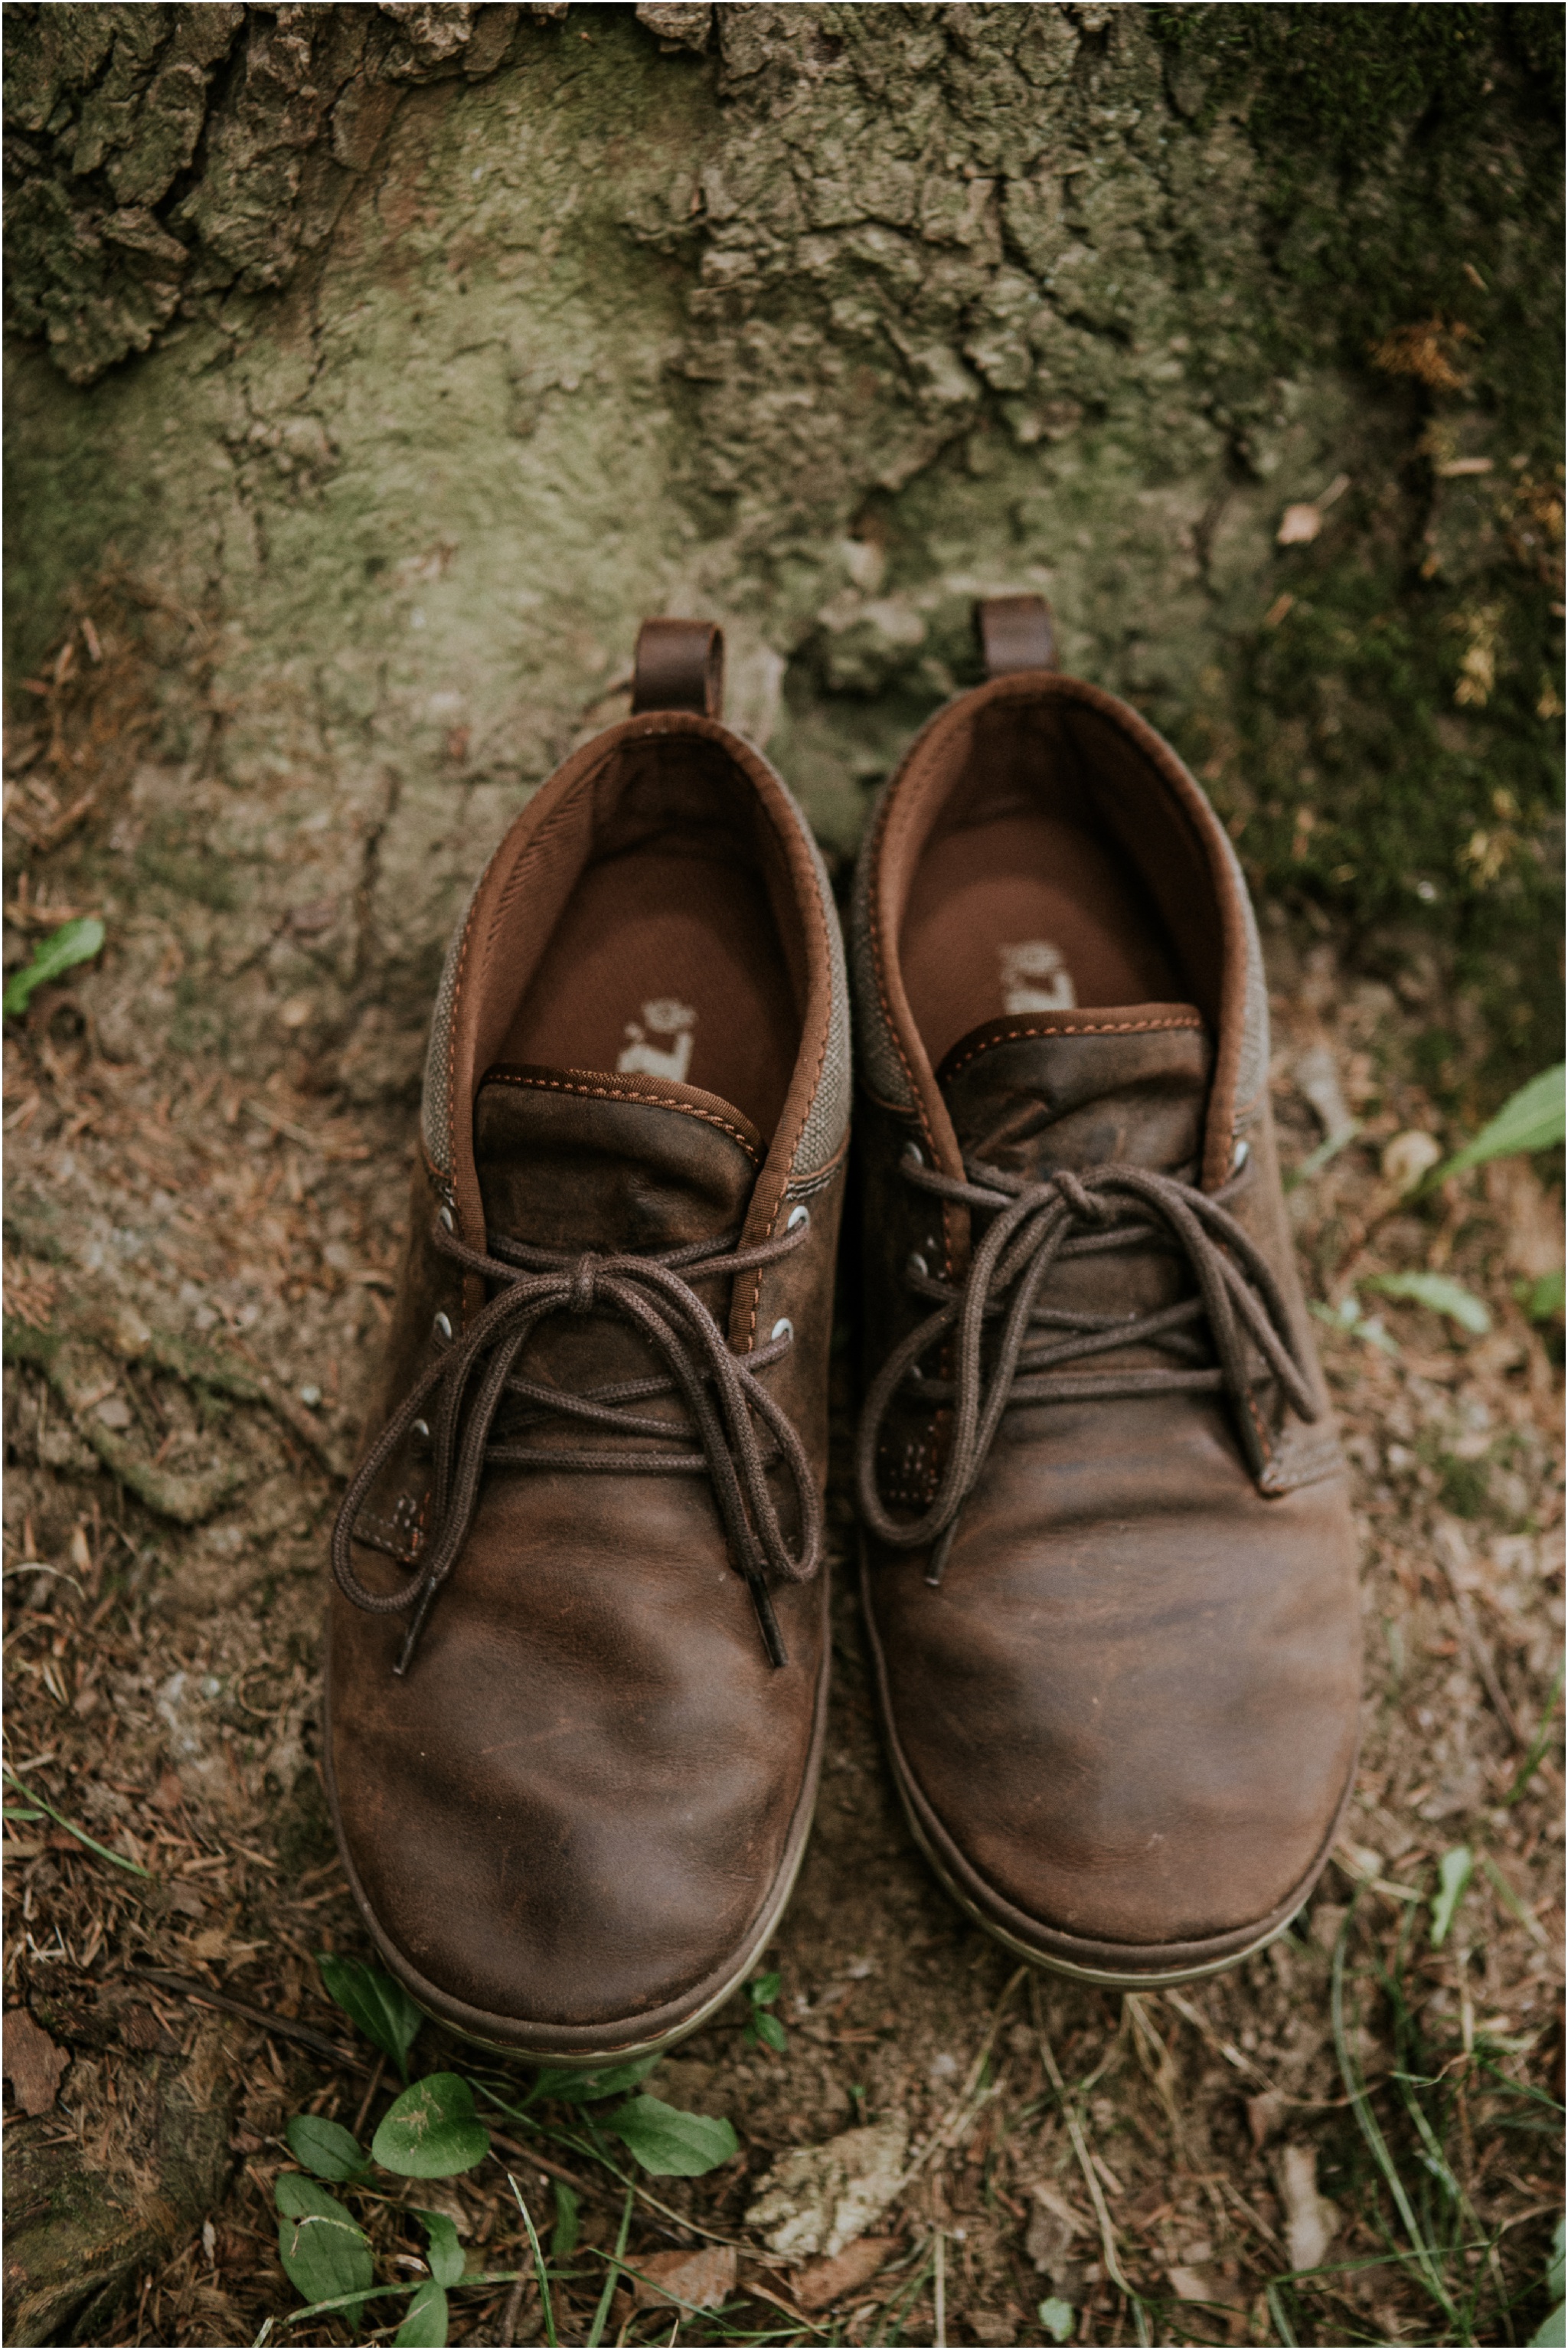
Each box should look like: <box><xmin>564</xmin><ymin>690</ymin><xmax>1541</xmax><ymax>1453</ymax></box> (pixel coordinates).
<box><xmin>3</xmin><ymin>652</ymin><xmax>1562</xmax><ymax>2348</ymax></box>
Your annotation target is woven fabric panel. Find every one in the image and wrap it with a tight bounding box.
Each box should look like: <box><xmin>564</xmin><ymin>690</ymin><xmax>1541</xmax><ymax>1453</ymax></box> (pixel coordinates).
<box><xmin>793</xmin><ymin>815</ymin><xmax>852</xmax><ymax>1173</ymax></box>
<box><xmin>848</xmin><ymin>776</ymin><xmax>915</xmax><ymax>1111</ymax></box>
<box><xmin>420</xmin><ymin>865</ymin><xmax>485</xmax><ymax>1182</ymax></box>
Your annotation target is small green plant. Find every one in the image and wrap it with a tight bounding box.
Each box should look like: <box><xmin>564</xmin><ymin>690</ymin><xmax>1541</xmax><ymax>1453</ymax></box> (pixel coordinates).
<box><xmin>271</xmin><ymin>1957</ymin><xmax>741</xmax><ymax>2344</ymax></box>
<box><xmin>371</xmin><ymin>2074</ymin><xmax>491</xmax><ymax>2178</ymax></box>
<box><xmin>743</xmin><ymin>1968</ymin><xmax>788</xmax><ymax>2055</ymax></box>
<box><xmin>1311</xmin><ymin>1293</ymin><xmax>1400</xmax><ymax>1355</ymax></box>
<box><xmin>605</xmin><ymin>2093</ymin><xmax>740</xmax><ymax>2176</ymax></box>
<box><xmin>1362</xmin><ymin>1269</ymin><xmax>1492</xmax><ymax>1335</ymax></box>
<box><xmin>1423</xmin><ymin>1064</ymin><xmax>1566</xmax><ymax>1188</ymax></box>
<box><xmin>2</xmin><ymin>915</ymin><xmax>105</xmax><ymax>1016</ymax></box>
<box><xmin>316</xmin><ymin>1950</ymin><xmax>423</xmax><ymax>2080</ymax></box>
<box><xmin>1517</xmin><ymin>1270</ymin><xmax>1566</xmax><ymax>1324</ymax></box>
<box><xmin>1528</xmin><ymin>2218</ymin><xmax>1565</xmax><ymax>2347</ymax></box>
<box><xmin>1429</xmin><ymin>1846</ymin><xmax>1474</xmax><ymax>1949</ymax></box>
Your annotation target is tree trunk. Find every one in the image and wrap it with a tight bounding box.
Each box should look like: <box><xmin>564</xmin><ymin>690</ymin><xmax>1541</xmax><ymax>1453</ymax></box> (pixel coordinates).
<box><xmin>4</xmin><ymin>4</ymin><xmax>1561</xmax><ymax>1064</ymax></box>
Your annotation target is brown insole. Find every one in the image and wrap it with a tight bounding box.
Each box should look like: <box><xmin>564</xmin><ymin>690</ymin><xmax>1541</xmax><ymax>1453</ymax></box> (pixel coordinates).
<box><xmin>500</xmin><ymin>850</ymin><xmax>797</xmax><ymax>1139</ymax></box>
<box><xmin>900</xmin><ymin>813</ymin><xmax>1183</xmax><ymax>1067</ymax></box>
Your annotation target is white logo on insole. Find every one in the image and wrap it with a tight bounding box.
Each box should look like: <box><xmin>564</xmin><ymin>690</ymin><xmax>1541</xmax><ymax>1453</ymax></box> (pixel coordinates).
<box><xmin>999</xmin><ymin>941</ymin><xmax>1076</xmax><ymax>1013</ymax></box>
<box><xmin>617</xmin><ymin>997</ymin><xmax>696</xmax><ymax>1082</ymax></box>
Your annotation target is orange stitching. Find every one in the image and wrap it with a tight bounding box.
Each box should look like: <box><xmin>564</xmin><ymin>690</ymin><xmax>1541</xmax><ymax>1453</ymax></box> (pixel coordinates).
<box><xmin>939</xmin><ymin>1014</ymin><xmax>1204</xmax><ymax>1083</ymax></box>
<box><xmin>481</xmin><ymin>1070</ymin><xmax>763</xmax><ymax>1162</ymax></box>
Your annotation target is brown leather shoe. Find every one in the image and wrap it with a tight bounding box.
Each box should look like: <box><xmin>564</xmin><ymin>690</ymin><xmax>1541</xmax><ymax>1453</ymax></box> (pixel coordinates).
<box><xmin>326</xmin><ymin>621</ymin><xmax>850</xmax><ymax>2060</ymax></box>
<box><xmin>850</xmin><ymin>596</ymin><xmax>1361</xmax><ymax>1988</ymax></box>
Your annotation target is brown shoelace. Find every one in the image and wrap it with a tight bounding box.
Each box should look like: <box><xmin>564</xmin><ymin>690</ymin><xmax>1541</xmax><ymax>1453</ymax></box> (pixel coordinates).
<box><xmin>332</xmin><ymin>1211</ymin><xmax>819</xmax><ymax>1671</ymax></box>
<box><xmin>856</xmin><ymin>1149</ymin><xmax>1318</xmax><ymax>1584</ymax></box>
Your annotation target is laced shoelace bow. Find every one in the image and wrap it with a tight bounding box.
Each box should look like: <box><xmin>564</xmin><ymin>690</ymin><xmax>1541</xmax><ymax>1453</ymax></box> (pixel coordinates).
<box><xmin>332</xmin><ymin>1211</ymin><xmax>820</xmax><ymax>1672</ymax></box>
<box><xmin>855</xmin><ymin>1146</ymin><xmax>1319</xmax><ymax>1584</ymax></box>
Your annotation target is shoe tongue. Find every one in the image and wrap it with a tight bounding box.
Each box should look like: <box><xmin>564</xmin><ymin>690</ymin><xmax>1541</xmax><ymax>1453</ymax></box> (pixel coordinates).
<box><xmin>473</xmin><ymin>1063</ymin><xmax>763</xmax><ymax>1251</ymax></box>
<box><xmin>937</xmin><ymin>1005</ymin><xmax>1213</xmax><ymax>1181</ymax></box>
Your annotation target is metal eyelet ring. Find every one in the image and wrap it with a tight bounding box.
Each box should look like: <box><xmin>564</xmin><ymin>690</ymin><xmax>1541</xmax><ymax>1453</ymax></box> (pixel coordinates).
<box><xmin>786</xmin><ymin>1204</ymin><xmax>810</xmax><ymax>1231</ymax></box>
<box><xmin>770</xmin><ymin>1318</ymin><xmax>793</xmax><ymax>1345</ymax></box>
<box><xmin>907</xmin><ymin>1250</ymin><xmax>928</xmax><ymax>1280</ymax></box>
<box><xmin>1231</xmin><ymin>1139</ymin><xmax>1251</xmax><ymax>1173</ymax></box>
<box><xmin>438</xmin><ymin>1204</ymin><xmax>455</xmax><ymax>1231</ymax></box>
<box><xmin>433</xmin><ymin>1312</ymin><xmax>453</xmax><ymax>1341</ymax></box>
<box><xmin>903</xmin><ymin>1140</ymin><xmax>925</xmax><ymax>1168</ymax></box>
<box><xmin>410</xmin><ymin>1417</ymin><xmax>431</xmax><ymax>1452</ymax></box>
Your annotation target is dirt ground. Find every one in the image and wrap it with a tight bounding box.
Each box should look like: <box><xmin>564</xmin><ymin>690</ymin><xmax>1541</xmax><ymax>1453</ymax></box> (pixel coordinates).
<box><xmin>3</xmin><ymin>603</ymin><xmax>1563</xmax><ymax>2349</ymax></box>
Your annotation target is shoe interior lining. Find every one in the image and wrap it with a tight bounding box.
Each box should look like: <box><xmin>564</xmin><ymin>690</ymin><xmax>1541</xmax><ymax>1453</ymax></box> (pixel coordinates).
<box><xmin>899</xmin><ymin>703</ymin><xmax>1187</xmax><ymax>1070</ymax></box>
<box><xmin>498</xmin><ymin>743</ymin><xmax>800</xmax><ymax>1141</ymax></box>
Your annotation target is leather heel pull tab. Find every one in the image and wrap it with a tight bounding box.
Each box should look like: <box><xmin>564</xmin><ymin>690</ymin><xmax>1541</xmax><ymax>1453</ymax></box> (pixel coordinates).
<box><xmin>632</xmin><ymin>619</ymin><xmax>725</xmax><ymax>717</ymax></box>
<box><xmin>975</xmin><ymin>594</ymin><xmax>1056</xmax><ymax>678</ymax></box>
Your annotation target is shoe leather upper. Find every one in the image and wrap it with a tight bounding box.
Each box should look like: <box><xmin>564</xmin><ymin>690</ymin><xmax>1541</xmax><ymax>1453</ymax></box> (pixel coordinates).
<box><xmin>327</xmin><ymin>708</ymin><xmax>847</xmax><ymax>2046</ymax></box>
<box><xmin>853</xmin><ymin>669</ymin><xmax>1363</xmax><ymax>1965</ymax></box>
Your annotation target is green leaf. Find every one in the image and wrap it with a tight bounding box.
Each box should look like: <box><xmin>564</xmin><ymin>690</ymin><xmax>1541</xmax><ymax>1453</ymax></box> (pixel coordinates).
<box><xmin>1529</xmin><ymin>2302</ymin><xmax>1566</xmax><ymax>2350</ymax></box>
<box><xmin>416</xmin><ymin>2208</ymin><xmax>466</xmax><ymax>2289</ymax></box>
<box><xmin>1362</xmin><ymin>1270</ymin><xmax>1491</xmax><ymax>1335</ymax></box>
<box><xmin>274</xmin><ymin>2174</ymin><xmax>374</xmax><ymax>2305</ymax></box>
<box><xmin>286</xmin><ymin>2113</ymin><xmax>371</xmax><ymax>2182</ymax></box>
<box><xmin>316</xmin><ymin>1951</ymin><xmax>423</xmax><ymax>2078</ymax></box>
<box><xmin>1309</xmin><ymin>1297</ymin><xmax>1399</xmax><ymax>1356</ymax></box>
<box><xmin>372</xmin><ymin>2073</ymin><xmax>491</xmax><ymax>2178</ymax></box>
<box><xmin>747</xmin><ymin>1970</ymin><xmax>782</xmax><ymax>2008</ymax></box>
<box><xmin>3</xmin><ymin>917</ymin><xmax>106</xmax><ymax>1018</ymax></box>
<box><xmin>1039</xmin><ymin>2299</ymin><xmax>1076</xmax><ymax>2345</ymax></box>
<box><xmin>1428</xmin><ymin>1065</ymin><xmax>1566</xmax><ymax>1186</ymax></box>
<box><xmin>4</xmin><ymin>1806</ymin><xmax>43</xmax><ymax>1821</ymax></box>
<box><xmin>1518</xmin><ymin>1270</ymin><xmax>1566</xmax><ymax>1323</ymax></box>
<box><xmin>750</xmin><ymin>2008</ymin><xmax>789</xmax><ymax>2054</ymax></box>
<box><xmin>1429</xmin><ymin>1845</ymin><xmax>1474</xmax><ymax>1949</ymax></box>
<box><xmin>530</xmin><ymin>2054</ymin><xmax>659</xmax><ymax>2105</ymax></box>
<box><xmin>394</xmin><ymin>2278</ymin><xmax>449</xmax><ymax>2348</ymax></box>
<box><xmin>550</xmin><ymin>2180</ymin><xmax>580</xmax><ymax>2260</ymax></box>
<box><xmin>606</xmin><ymin>2094</ymin><xmax>740</xmax><ymax>2178</ymax></box>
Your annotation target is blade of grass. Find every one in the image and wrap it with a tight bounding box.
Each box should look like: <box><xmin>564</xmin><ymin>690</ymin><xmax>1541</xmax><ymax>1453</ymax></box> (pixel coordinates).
<box><xmin>1265</xmin><ymin>2281</ymin><xmax>1300</xmax><ymax>2345</ymax></box>
<box><xmin>1032</xmin><ymin>1979</ymin><xmax>1152</xmax><ymax>2347</ymax></box>
<box><xmin>869</xmin><ymin>2234</ymin><xmax>939</xmax><ymax>2347</ymax></box>
<box><xmin>1285</xmin><ymin>1120</ymin><xmax>1364</xmax><ymax>1190</ymax></box>
<box><xmin>1479</xmin><ymin>1852</ymin><xmax>1550</xmax><ymax>1947</ymax></box>
<box><xmin>743</xmin><ymin>2280</ymin><xmax>837</xmax><ymax>2338</ymax></box>
<box><xmin>1505</xmin><ymin>1664</ymin><xmax>1564</xmax><ymax>1804</ymax></box>
<box><xmin>280</xmin><ymin>2271</ymin><xmax>526</xmax><ymax>2325</ymax></box>
<box><xmin>586</xmin><ymin>2185</ymin><xmax>633</xmax><ymax>2350</ymax></box>
<box><xmin>1330</xmin><ymin>1904</ymin><xmax>1460</xmax><ymax>2325</ymax></box>
<box><xmin>2</xmin><ymin>1765</ymin><xmax>152</xmax><ymax>1877</ymax></box>
<box><xmin>508</xmin><ymin>2175</ymin><xmax>558</xmax><ymax>2349</ymax></box>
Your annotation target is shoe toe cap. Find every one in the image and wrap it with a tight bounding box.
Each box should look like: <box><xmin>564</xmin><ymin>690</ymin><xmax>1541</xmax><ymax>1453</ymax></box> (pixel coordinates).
<box><xmin>869</xmin><ymin>1474</ymin><xmax>1361</xmax><ymax>1963</ymax></box>
<box><xmin>327</xmin><ymin>1557</ymin><xmax>824</xmax><ymax>2047</ymax></box>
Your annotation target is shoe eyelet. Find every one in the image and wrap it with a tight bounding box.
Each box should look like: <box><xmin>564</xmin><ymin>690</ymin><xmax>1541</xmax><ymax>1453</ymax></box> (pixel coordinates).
<box><xmin>786</xmin><ymin>1204</ymin><xmax>810</xmax><ymax>1232</ymax></box>
<box><xmin>903</xmin><ymin>1140</ymin><xmax>925</xmax><ymax>1168</ymax></box>
<box><xmin>907</xmin><ymin>1250</ymin><xmax>928</xmax><ymax>1280</ymax></box>
<box><xmin>770</xmin><ymin>1318</ymin><xmax>793</xmax><ymax>1345</ymax></box>
<box><xmin>410</xmin><ymin>1417</ymin><xmax>432</xmax><ymax>1453</ymax></box>
<box><xmin>438</xmin><ymin>1204</ymin><xmax>455</xmax><ymax>1231</ymax></box>
<box><xmin>1231</xmin><ymin>1138</ymin><xmax>1251</xmax><ymax>1173</ymax></box>
<box><xmin>433</xmin><ymin>1312</ymin><xmax>453</xmax><ymax>1341</ymax></box>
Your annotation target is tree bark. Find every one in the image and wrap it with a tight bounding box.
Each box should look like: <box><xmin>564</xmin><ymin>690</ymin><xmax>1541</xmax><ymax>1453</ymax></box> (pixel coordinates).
<box><xmin>4</xmin><ymin>7</ymin><xmax>1560</xmax><ymax>1060</ymax></box>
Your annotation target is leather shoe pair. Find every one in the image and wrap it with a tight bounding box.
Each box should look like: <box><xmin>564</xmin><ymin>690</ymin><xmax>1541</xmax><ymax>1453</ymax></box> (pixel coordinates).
<box><xmin>325</xmin><ymin>606</ymin><xmax>1361</xmax><ymax>2061</ymax></box>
